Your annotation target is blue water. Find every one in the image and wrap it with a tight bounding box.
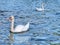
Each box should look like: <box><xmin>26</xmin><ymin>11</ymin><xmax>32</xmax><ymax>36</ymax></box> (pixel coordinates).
<box><xmin>0</xmin><ymin>0</ymin><xmax>60</xmax><ymax>45</ymax></box>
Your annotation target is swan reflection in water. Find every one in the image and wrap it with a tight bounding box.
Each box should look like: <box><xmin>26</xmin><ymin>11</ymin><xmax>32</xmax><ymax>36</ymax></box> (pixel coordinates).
<box><xmin>9</xmin><ymin>32</ymin><xmax>14</xmax><ymax>45</ymax></box>
<box><xmin>9</xmin><ymin>32</ymin><xmax>31</xmax><ymax>45</ymax></box>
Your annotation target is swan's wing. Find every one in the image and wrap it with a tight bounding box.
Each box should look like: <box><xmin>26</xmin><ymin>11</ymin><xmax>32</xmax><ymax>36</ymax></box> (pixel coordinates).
<box><xmin>14</xmin><ymin>25</ymin><xmax>24</xmax><ymax>32</ymax></box>
<box><xmin>14</xmin><ymin>22</ymin><xmax>29</xmax><ymax>32</ymax></box>
<box><xmin>23</xmin><ymin>22</ymin><xmax>29</xmax><ymax>31</ymax></box>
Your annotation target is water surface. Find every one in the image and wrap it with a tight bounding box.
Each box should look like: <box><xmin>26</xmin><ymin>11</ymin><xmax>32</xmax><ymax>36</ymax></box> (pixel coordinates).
<box><xmin>0</xmin><ymin>0</ymin><xmax>60</xmax><ymax>45</ymax></box>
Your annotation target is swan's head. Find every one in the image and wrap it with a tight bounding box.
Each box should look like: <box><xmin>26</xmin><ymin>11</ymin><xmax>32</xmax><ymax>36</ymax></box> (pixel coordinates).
<box><xmin>9</xmin><ymin>16</ymin><xmax>14</xmax><ymax>22</ymax></box>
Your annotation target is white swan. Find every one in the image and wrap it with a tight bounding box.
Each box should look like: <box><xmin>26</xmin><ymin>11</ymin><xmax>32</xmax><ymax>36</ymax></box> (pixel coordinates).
<box><xmin>9</xmin><ymin>16</ymin><xmax>29</xmax><ymax>33</ymax></box>
<box><xmin>36</xmin><ymin>3</ymin><xmax>45</xmax><ymax>11</ymax></box>
<box><xmin>36</xmin><ymin>3</ymin><xmax>50</xmax><ymax>12</ymax></box>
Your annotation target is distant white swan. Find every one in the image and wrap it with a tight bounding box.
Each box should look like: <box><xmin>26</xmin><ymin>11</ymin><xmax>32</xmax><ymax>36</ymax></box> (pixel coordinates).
<box><xmin>36</xmin><ymin>3</ymin><xmax>50</xmax><ymax>12</ymax></box>
<box><xmin>36</xmin><ymin>3</ymin><xmax>45</xmax><ymax>11</ymax></box>
<box><xmin>9</xmin><ymin>16</ymin><xmax>29</xmax><ymax>33</ymax></box>
<box><xmin>36</xmin><ymin>4</ymin><xmax>45</xmax><ymax>11</ymax></box>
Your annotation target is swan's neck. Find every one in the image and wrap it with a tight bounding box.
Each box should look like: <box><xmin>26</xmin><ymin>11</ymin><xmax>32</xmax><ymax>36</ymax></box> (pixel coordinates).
<box><xmin>11</xmin><ymin>20</ymin><xmax>14</xmax><ymax>32</ymax></box>
<box><xmin>42</xmin><ymin>3</ymin><xmax>44</xmax><ymax>9</ymax></box>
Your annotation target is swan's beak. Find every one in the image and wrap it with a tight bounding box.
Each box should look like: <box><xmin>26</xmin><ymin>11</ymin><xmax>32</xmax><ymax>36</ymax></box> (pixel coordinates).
<box><xmin>6</xmin><ymin>17</ymin><xmax>11</xmax><ymax>22</ymax></box>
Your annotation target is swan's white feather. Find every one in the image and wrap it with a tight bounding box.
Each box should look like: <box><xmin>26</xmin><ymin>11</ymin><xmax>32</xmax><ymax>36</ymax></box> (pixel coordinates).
<box><xmin>14</xmin><ymin>25</ymin><xmax>24</xmax><ymax>32</ymax></box>
<box><xmin>36</xmin><ymin>8</ymin><xmax>50</xmax><ymax>12</ymax></box>
<box><xmin>11</xmin><ymin>22</ymin><xmax>29</xmax><ymax>32</ymax></box>
<box><xmin>36</xmin><ymin>3</ymin><xmax>45</xmax><ymax>11</ymax></box>
<box><xmin>23</xmin><ymin>22</ymin><xmax>29</xmax><ymax>31</ymax></box>
<box><xmin>36</xmin><ymin>8</ymin><xmax>45</xmax><ymax>11</ymax></box>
